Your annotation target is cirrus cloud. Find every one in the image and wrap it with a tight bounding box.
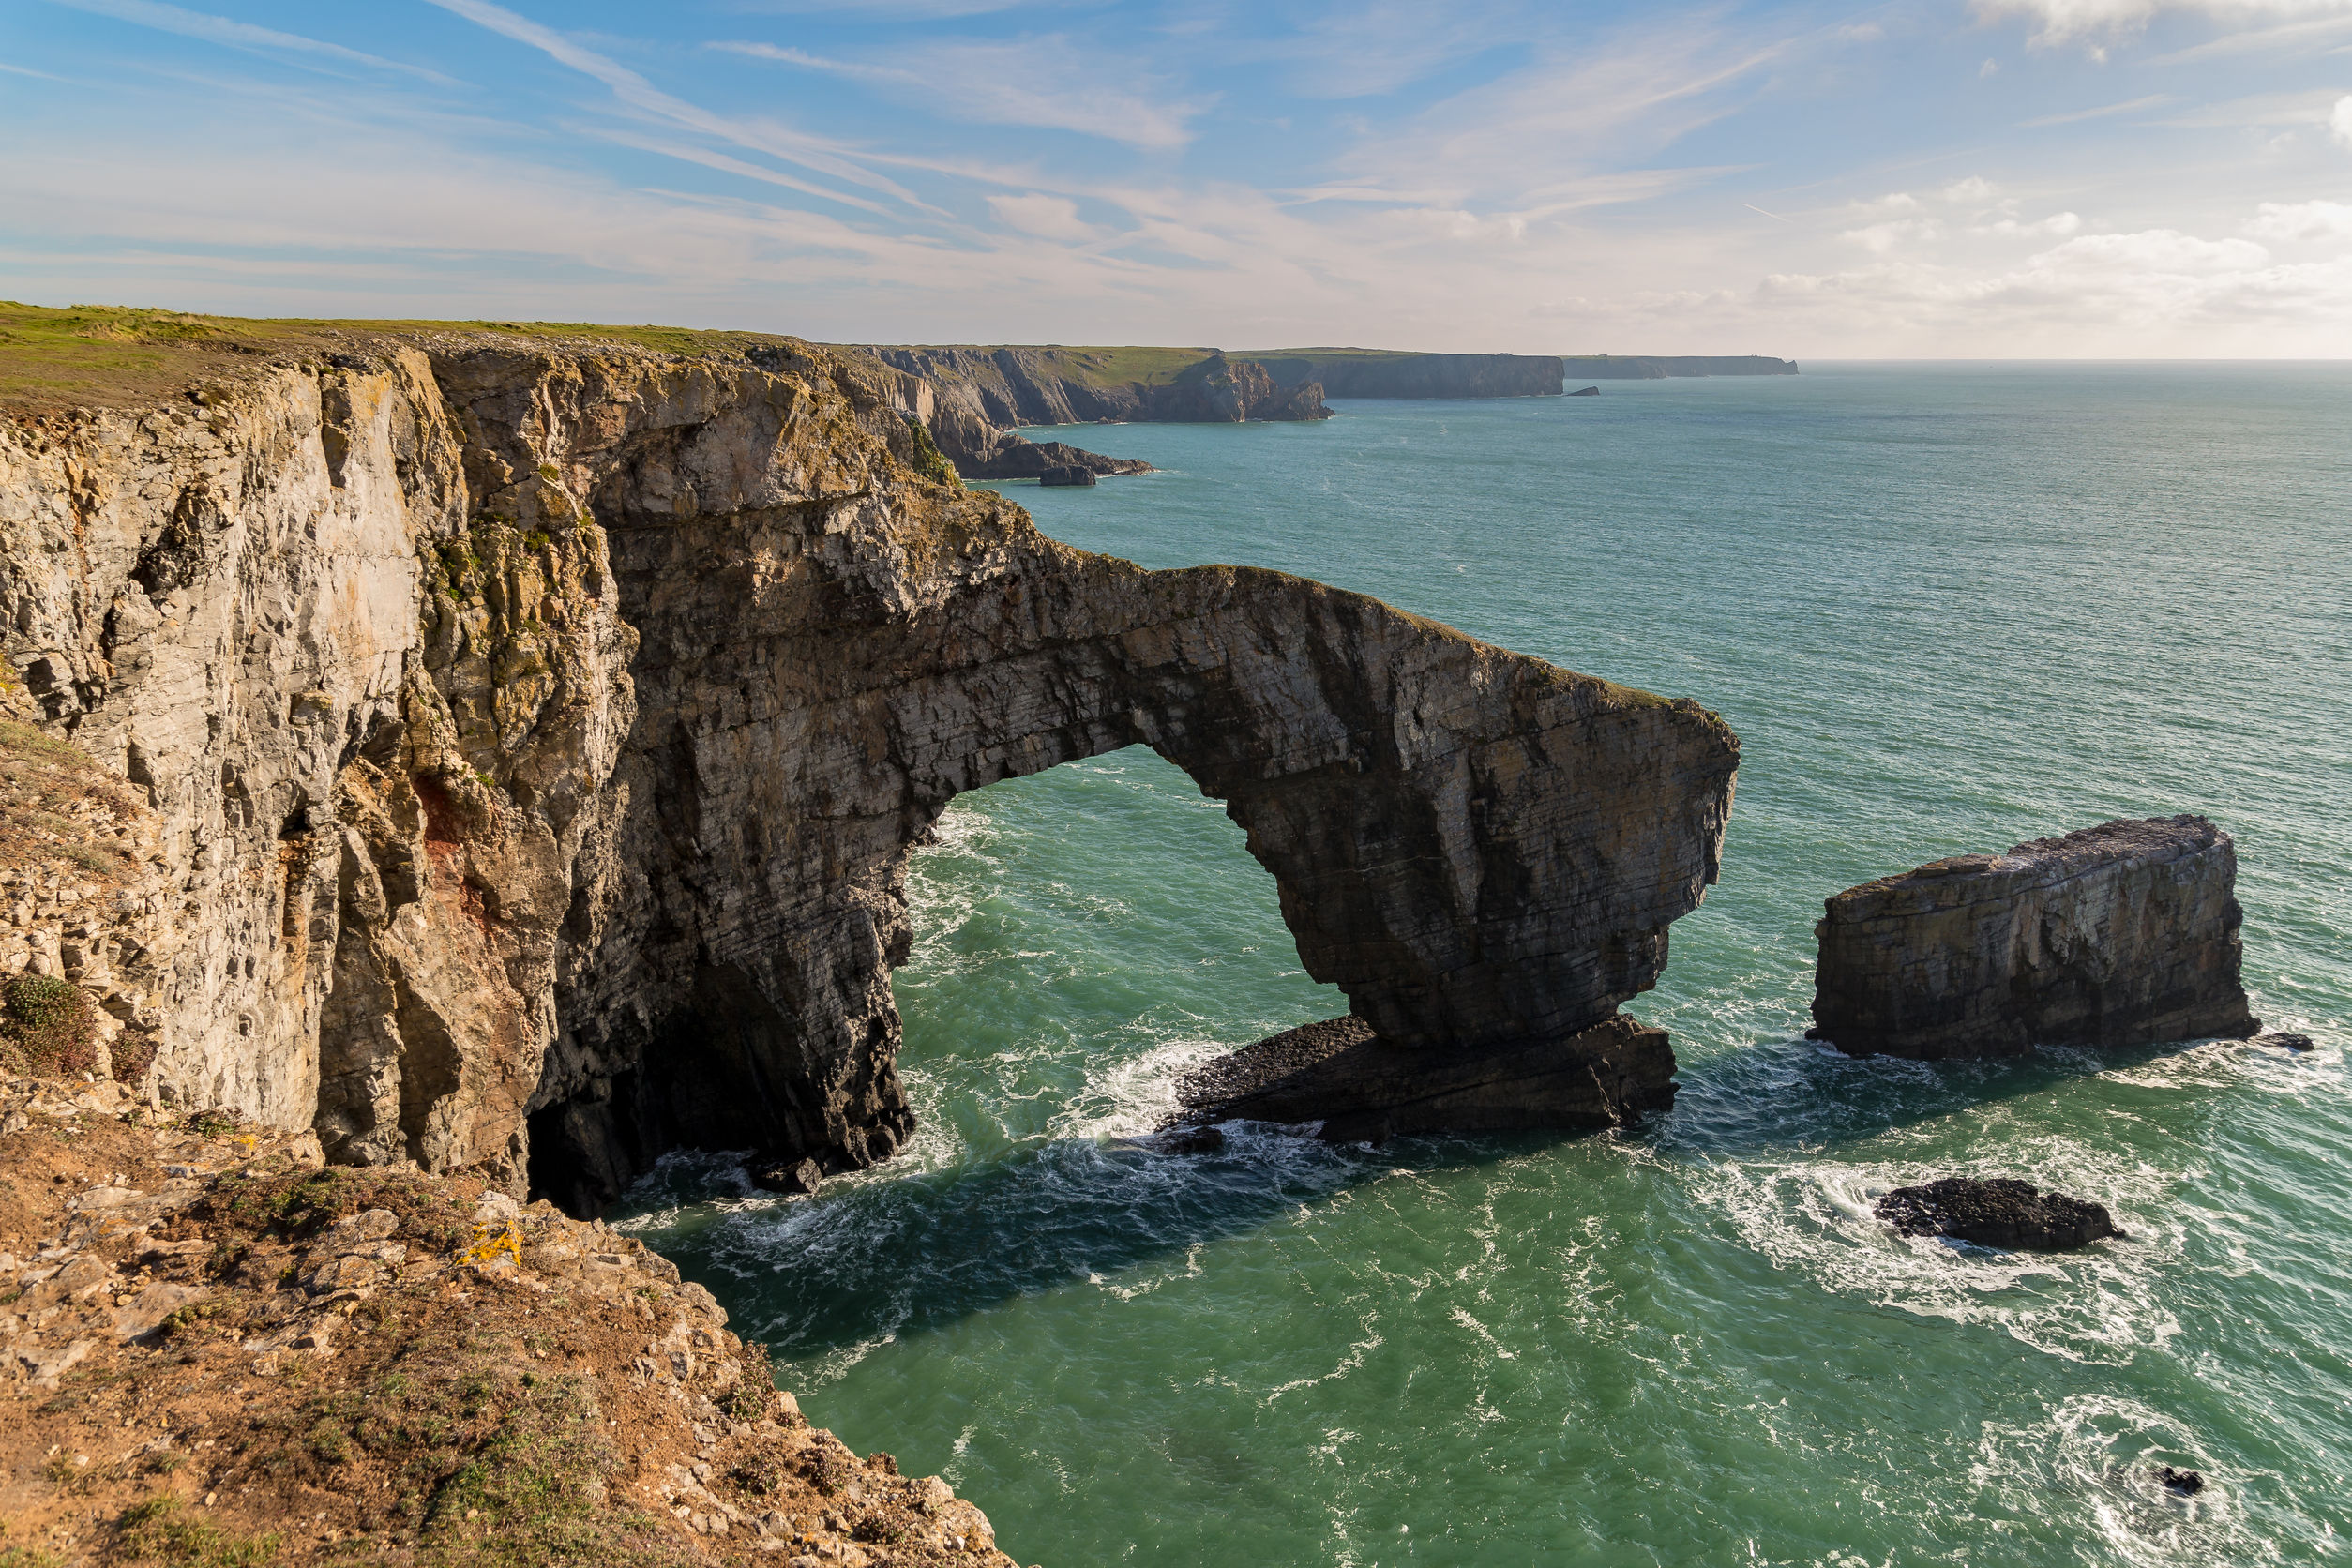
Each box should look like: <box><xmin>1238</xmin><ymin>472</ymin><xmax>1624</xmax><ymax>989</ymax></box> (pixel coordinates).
<box><xmin>1976</xmin><ymin>0</ymin><xmax>2352</xmax><ymax>46</ymax></box>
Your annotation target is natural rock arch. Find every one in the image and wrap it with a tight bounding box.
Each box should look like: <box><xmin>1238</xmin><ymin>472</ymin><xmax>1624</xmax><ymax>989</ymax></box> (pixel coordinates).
<box><xmin>0</xmin><ymin>335</ymin><xmax>1737</xmax><ymax>1219</ymax></box>
<box><xmin>520</xmin><ymin>362</ymin><xmax>1739</xmax><ymax>1213</ymax></box>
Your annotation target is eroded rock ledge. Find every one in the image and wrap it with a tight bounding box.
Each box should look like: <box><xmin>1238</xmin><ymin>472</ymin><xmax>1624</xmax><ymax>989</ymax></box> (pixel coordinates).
<box><xmin>1</xmin><ymin>329</ymin><xmax>1738</xmax><ymax>1217</ymax></box>
<box><xmin>1172</xmin><ymin>1013</ymin><xmax>1676</xmax><ymax>1143</ymax></box>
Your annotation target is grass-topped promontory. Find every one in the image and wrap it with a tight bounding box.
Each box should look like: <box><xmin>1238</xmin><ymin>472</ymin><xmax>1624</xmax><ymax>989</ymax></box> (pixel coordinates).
<box><xmin>0</xmin><ymin>301</ymin><xmax>832</xmax><ymax>414</ymax></box>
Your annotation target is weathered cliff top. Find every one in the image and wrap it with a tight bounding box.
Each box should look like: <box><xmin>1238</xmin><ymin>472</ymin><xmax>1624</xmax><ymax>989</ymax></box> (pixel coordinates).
<box><xmin>0</xmin><ymin>1075</ymin><xmax>1017</xmax><ymax>1566</ymax></box>
<box><xmin>851</xmin><ymin>343</ymin><xmax>1221</xmax><ymax>390</ymax></box>
<box><xmin>1827</xmin><ymin>815</ymin><xmax>2231</xmax><ymax>913</ymax></box>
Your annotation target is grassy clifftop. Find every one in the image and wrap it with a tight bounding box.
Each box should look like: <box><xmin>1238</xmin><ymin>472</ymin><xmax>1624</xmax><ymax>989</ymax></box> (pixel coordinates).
<box><xmin>856</xmin><ymin>343</ymin><xmax>1220</xmax><ymax>388</ymax></box>
<box><xmin>0</xmin><ymin>303</ymin><xmax>826</xmax><ymax>414</ymax></box>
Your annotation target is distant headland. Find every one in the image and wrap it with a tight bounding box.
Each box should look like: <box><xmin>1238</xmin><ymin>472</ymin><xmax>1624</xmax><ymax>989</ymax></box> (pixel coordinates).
<box><xmin>853</xmin><ymin>343</ymin><xmax>1800</xmax><ymax>480</ymax></box>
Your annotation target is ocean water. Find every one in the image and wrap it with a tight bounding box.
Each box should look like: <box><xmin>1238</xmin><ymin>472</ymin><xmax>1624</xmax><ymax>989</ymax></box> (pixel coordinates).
<box><xmin>614</xmin><ymin>365</ymin><xmax>2352</xmax><ymax>1567</ymax></box>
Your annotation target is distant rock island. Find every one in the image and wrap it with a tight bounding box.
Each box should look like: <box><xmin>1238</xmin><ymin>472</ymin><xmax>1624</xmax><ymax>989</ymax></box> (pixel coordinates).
<box><xmin>855</xmin><ymin>343</ymin><xmax>1798</xmax><ymax>481</ymax></box>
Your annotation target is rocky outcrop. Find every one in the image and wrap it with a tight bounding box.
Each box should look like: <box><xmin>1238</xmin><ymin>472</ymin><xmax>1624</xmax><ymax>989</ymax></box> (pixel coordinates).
<box><xmin>1246</xmin><ymin>352</ymin><xmax>1564</xmax><ymax>400</ymax></box>
<box><xmin>1036</xmin><ymin>465</ymin><xmax>1095</xmax><ymax>488</ymax></box>
<box><xmin>1810</xmin><ymin>816</ymin><xmax>2258</xmax><ymax>1060</ymax></box>
<box><xmin>1875</xmin><ymin>1176</ymin><xmax>2125</xmax><ymax>1251</ymax></box>
<box><xmin>1570</xmin><ymin>386</ymin><xmax>1600</xmax><ymax>397</ymax></box>
<box><xmin>3</xmin><ymin>325</ymin><xmax>1738</xmax><ymax>1219</ymax></box>
<box><xmin>0</xmin><ymin>1074</ymin><xmax>1014</xmax><ymax>1564</ymax></box>
<box><xmin>865</xmin><ymin>345</ymin><xmax>1330</xmax><ymax>430</ymax></box>
<box><xmin>1172</xmin><ymin>1011</ymin><xmax>1675</xmax><ymax>1142</ymax></box>
<box><xmin>864</xmin><ymin>345</ymin><xmax>1330</xmax><ymax>483</ymax></box>
<box><xmin>1558</xmin><ymin>355</ymin><xmax>1799</xmax><ymax>380</ymax></box>
<box><xmin>955</xmin><ymin>435</ymin><xmax>1150</xmax><ymax>483</ymax></box>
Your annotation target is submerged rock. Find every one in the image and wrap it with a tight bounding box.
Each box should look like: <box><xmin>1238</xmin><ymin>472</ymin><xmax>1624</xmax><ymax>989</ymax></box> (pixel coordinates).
<box><xmin>1874</xmin><ymin>1177</ymin><xmax>2125</xmax><ymax>1251</ymax></box>
<box><xmin>2157</xmin><ymin>1466</ymin><xmax>2206</xmax><ymax>1496</ymax></box>
<box><xmin>1173</xmin><ymin>1013</ymin><xmax>1675</xmax><ymax>1142</ymax></box>
<box><xmin>1148</xmin><ymin>1123</ymin><xmax>1228</xmax><ymax>1155</ymax></box>
<box><xmin>748</xmin><ymin>1155</ymin><xmax>823</xmax><ymax>1195</ymax></box>
<box><xmin>2254</xmin><ymin>1031</ymin><xmax>2315</xmax><ymax>1052</ymax></box>
<box><xmin>1811</xmin><ymin>816</ymin><xmax>2258</xmax><ymax>1060</ymax></box>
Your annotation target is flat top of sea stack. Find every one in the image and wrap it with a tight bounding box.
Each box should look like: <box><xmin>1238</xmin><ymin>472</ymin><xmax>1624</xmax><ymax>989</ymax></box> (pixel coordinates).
<box><xmin>1830</xmin><ymin>814</ymin><xmax>2227</xmax><ymax>910</ymax></box>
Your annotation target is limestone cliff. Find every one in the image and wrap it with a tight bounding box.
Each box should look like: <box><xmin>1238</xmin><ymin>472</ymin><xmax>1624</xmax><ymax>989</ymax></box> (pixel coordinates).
<box><xmin>1810</xmin><ymin>816</ymin><xmax>2257</xmax><ymax>1060</ymax></box>
<box><xmin>1245</xmin><ymin>352</ymin><xmax>1566</xmax><ymax>400</ymax></box>
<box><xmin>862</xmin><ymin>345</ymin><xmax>1329</xmax><ymax>481</ymax></box>
<box><xmin>2</xmin><ymin>323</ymin><xmax>1737</xmax><ymax>1215</ymax></box>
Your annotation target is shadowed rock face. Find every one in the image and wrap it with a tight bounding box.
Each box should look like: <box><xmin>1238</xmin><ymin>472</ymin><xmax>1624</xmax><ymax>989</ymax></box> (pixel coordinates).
<box><xmin>1170</xmin><ymin>1013</ymin><xmax>1676</xmax><ymax>1143</ymax></box>
<box><xmin>2</xmin><ymin>334</ymin><xmax>1738</xmax><ymax>1216</ymax></box>
<box><xmin>1811</xmin><ymin>816</ymin><xmax>2258</xmax><ymax>1060</ymax></box>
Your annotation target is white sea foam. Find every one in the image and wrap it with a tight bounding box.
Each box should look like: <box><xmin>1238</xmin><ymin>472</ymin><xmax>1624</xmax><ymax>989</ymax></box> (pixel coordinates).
<box><xmin>1970</xmin><ymin>1393</ymin><xmax>2282</xmax><ymax>1567</ymax></box>
<box><xmin>1689</xmin><ymin>1137</ymin><xmax>2191</xmax><ymax>1364</ymax></box>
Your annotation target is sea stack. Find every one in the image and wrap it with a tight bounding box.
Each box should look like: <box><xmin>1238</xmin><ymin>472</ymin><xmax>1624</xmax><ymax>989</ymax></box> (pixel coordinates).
<box><xmin>1811</xmin><ymin>816</ymin><xmax>2258</xmax><ymax>1060</ymax></box>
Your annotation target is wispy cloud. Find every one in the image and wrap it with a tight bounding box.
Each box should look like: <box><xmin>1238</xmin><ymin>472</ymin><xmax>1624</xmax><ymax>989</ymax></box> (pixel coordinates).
<box><xmin>49</xmin><ymin>0</ymin><xmax>459</xmax><ymax>84</ymax></box>
<box><xmin>2021</xmin><ymin>93</ymin><xmax>2174</xmax><ymax>125</ymax></box>
<box><xmin>716</xmin><ymin>39</ymin><xmax>1209</xmax><ymax>151</ymax></box>
<box><xmin>423</xmin><ymin>0</ymin><xmax>931</xmax><ymax>210</ymax></box>
<box><xmin>1975</xmin><ymin>0</ymin><xmax>2352</xmax><ymax>48</ymax></box>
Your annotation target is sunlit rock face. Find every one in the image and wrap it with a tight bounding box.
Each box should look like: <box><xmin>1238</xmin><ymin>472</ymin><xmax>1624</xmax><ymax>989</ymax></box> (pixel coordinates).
<box><xmin>2</xmin><ymin>334</ymin><xmax>1739</xmax><ymax>1215</ymax></box>
<box><xmin>1810</xmin><ymin>815</ymin><xmax>2259</xmax><ymax>1060</ymax></box>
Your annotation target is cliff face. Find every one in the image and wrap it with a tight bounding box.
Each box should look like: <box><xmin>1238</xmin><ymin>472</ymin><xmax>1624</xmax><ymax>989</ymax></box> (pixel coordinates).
<box><xmin>1811</xmin><ymin>816</ymin><xmax>2258</xmax><ymax>1060</ymax></box>
<box><xmin>864</xmin><ymin>345</ymin><xmax>1329</xmax><ymax>482</ymax></box>
<box><xmin>1247</xmin><ymin>353</ymin><xmax>1565</xmax><ymax>400</ymax></box>
<box><xmin>3</xmin><ymin>331</ymin><xmax>1737</xmax><ymax>1215</ymax></box>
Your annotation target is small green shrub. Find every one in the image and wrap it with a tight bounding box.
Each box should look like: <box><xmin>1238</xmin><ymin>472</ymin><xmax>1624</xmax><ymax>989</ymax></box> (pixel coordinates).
<box><xmin>0</xmin><ymin>974</ymin><xmax>98</xmax><ymax>1077</ymax></box>
<box><xmin>901</xmin><ymin>416</ymin><xmax>960</xmax><ymax>490</ymax></box>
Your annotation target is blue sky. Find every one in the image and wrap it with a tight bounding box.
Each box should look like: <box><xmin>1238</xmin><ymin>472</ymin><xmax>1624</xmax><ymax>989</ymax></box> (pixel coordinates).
<box><xmin>2</xmin><ymin>0</ymin><xmax>2349</xmax><ymax>354</ymax></box>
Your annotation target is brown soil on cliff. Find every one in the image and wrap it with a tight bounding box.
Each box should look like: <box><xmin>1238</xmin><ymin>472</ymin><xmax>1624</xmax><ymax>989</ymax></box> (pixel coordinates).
<box><xmin>0</xmin><ymin>1079</ymin><xmax>1020</xmax><ymax>1568</ymax></box>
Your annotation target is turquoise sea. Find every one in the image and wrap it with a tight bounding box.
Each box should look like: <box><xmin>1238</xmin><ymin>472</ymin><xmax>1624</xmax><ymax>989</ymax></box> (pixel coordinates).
<box><xmin>617</xmin><ymin>365</ymin><xmax>2352</xmax><ymax>1566</ymax></box>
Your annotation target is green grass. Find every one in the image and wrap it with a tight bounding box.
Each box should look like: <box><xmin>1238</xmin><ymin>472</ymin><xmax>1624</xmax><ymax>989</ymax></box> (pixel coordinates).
<box><xmin>864</xmin><ymin>341</ymin><xmax>1221</xmax><ymax>387</ymax></box>
<box><xmin>0</xmin><ymin>301</ymin><xmax>825</xmax><ymax>414</ymax></box>
<box><xmin>113</xmin><ymin>1495</ymin><xmax>282</xmax><ymax>1567</ymax></box>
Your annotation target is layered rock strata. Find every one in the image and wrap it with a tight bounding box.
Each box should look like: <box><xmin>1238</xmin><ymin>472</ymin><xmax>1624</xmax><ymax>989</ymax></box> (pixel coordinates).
<box><xmin>1811</xmin><ymin>816</ymin><xmax>2258</xmax><ymax>1060</ymax></box>
<box><xmin>2</xmin><ymin>327</ymin><xmax>1739</xmax><ymax>1218</ymax></box>
<box><xmin>1172</xmin><ymin>1012</ymin><xmax>1676</xmax><ymax>1143</ymax></box>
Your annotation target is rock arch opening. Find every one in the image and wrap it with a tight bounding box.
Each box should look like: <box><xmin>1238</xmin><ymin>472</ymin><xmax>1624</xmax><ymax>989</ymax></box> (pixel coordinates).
<box><xmin>887</xmin><ymin>745</ymin><xmax>1344</xmax><ymax>1137</ymax></box>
